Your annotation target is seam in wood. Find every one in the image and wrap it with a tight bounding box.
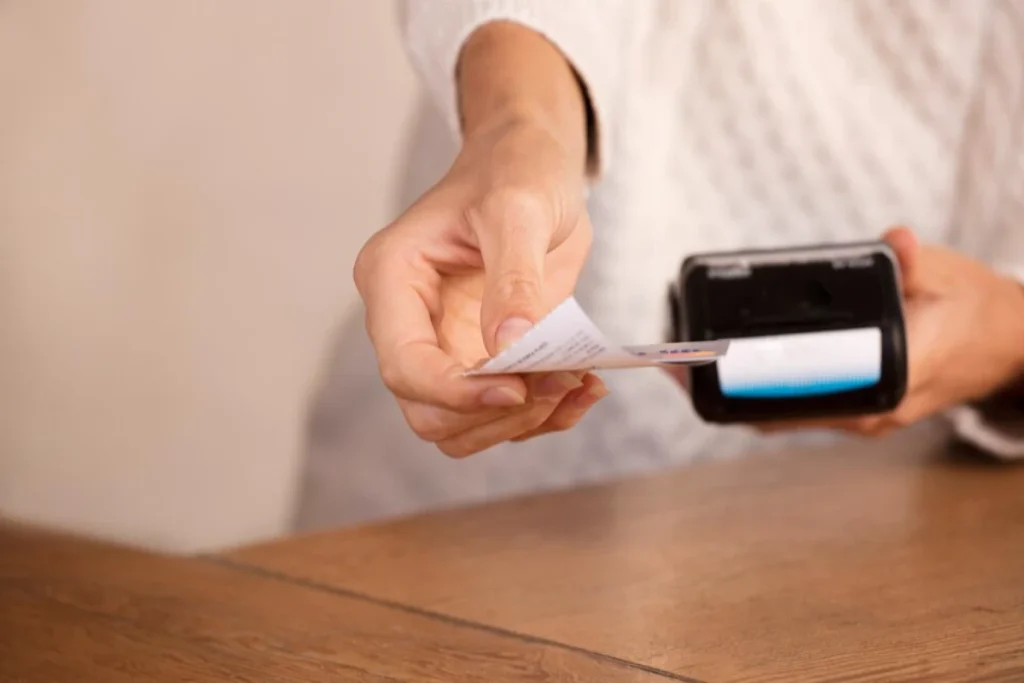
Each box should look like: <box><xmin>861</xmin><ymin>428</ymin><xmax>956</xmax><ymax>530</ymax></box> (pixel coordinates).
<box><xmin>204</xmin><ymin>556</ymin><xmax>705</xmax><ymax>683</ymax></box>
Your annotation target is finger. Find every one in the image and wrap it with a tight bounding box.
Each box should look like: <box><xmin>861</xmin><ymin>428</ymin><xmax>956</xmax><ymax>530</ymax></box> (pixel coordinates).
<box><xmin>881</xmin><ymin>225</ymin><xmax>957</xmax><ymax>298</ymax></box>
<box><xmin>854</xmin><ymin>387</ymin><xmax>948</xmax><ymax>436</ymax></box>
<box><xmin>468</xmin><ymin>189</ymin><xmax>556</xmax><ymax>355</ymax></box>
<box><xmin>357</xmin><ymin>242</ymin><xmax>528</xmax><ymax>411</ymax></box>
<box><xmin>662</xmin><ymin>365</ymin><xmax>691</xmax><ymax>392</ymax></box>
<box><xmin>512</xmin><ymin>373</ymin><xmax>608</xmax><ymax>441</ymax></box>
<box><xmin>400</xmin><ymin>370</ymin><xmax>585</xmax><ymax>443</ymax></box>
<box><xmin>528</xmin><ymin>370</ymin><xmax>586</xmax><ymax>400</ymax></box>
<box><xmin>753</xmin><ymin>414</ymin><xmax>880</xmax><ymax>436</ymax></box>
<box><xmin>399</xmin><ymin>398</ymin><xmax>533</xmax><ymax>443</ymax></box>
<box><xmin>435</xmin><ymin>379</ymin><xmax>578</xmax><ymax>458</ymax></box>
<box><xmin>845</xmin><ymin>415</ymin><xmax>894</xmax><ymax>437</ymax></box>
<box><xmin>882</xmin><ymin>225</ymin><xmax>920</xmax><ymax>287</ymax></box>
<box><xmin>878</xmin><ymin>393</ymin><xmax>938</xmax><ymax>432</ymax></box>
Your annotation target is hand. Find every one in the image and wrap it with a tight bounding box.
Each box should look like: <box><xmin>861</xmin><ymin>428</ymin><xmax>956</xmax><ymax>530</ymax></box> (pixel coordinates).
<box><xmin>353</xmin><ymin>121</ymin><xmax>607</xmax><ymax>457</ymax></box>
<box><xmin>754</xmin><ymin>227</ymin><xmax>1024</xmax><ymax>437</ymax></box>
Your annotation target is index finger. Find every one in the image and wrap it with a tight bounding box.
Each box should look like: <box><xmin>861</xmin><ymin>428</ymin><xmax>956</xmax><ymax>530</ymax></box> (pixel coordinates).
<box><xmin>360</xmin><ymin>254</ymin><xmax>529</xmax><ymax>411</ymax></box>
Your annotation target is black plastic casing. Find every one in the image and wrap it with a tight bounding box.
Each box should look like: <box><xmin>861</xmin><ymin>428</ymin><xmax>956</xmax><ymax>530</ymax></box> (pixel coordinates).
<box><xmin>667</xmin><ymin>241</ymin><xmax>908</xmax><ymax>424</ymax></box>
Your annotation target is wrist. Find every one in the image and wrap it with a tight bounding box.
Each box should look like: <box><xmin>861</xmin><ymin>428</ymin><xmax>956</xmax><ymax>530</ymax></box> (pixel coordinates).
<box><xmin>456</xmin><ymin>21</ymin><xmax>589</xmax><ymax>177</ymax></box>
<box><xmin>461</xmin><ymin>115</ymin><xmax>587</xmax><ymax>185</ymax></box>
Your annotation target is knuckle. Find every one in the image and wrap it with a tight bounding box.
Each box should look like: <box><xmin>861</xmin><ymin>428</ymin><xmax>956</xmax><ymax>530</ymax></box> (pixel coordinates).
<box><xmin>548</xmin><ymin>413</ymin><xmax>582</xmax><ymax>433</ymax></box>
<box><xmin>352</xmin><ymin>229</ymin><xmax>407</xmax><ymax>299</ymax></box>
<box><xmin>352</xmin><ymin>252</ymin><xmax>368</xmax><ymax>294</ymax></box>
<box><xmin>863</xmin><ymin>420</ymin><xmax>891</xmax><ymax>438</ymax></box>
<box><xmin>352</xmin><ymin>237</ymin><xmax>382</xmax><ymax>297</ymax></box>
<box><xmin>546</xmin><ymin>400</ymin><xmax>590</xmax><ymax>432</ymax></box>
<box><xmin>378</xmin><ymin>358</ymin><xmax>406</xmax><ymax>396</ymax></box>
<box><xmin>889</xmin><ymin>410</ymin><xmax>914</xmax><ymax>429</ymax></box>
<box><xmin>520</xmin><ymin>405</ymin><xmax>557</xmax><ymax>434</ymax></box>
<box><xmin>437</xmin><ymin>440</ymin><xmax>474</xmax><ymax>459</ymax></box>
<box><xmin>403</xmin><ymin>407</ymin><xmax>449</xmax><ymax>443</ymax></box>
<box><xmin>472</xmin><ymin>186</ymin><xmax>553</xmax><ymax>232</ymax></box>
<box><xmin>491</xmin><ymin>268</ymin><xmax>543</xmax><ymax>304</ymax></box>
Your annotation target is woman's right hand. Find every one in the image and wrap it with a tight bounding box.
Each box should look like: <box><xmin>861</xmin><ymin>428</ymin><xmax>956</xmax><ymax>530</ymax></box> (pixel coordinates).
<box><xmin>353</xmin><ymin>119</ymin><xmax>607</xmax><ymax>457</ymax></box>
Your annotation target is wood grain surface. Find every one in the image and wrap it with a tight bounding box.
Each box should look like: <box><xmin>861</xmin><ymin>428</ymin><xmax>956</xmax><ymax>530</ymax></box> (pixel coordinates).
<box><xmin>226</xmin><ymin>427</ymin><xmax>1024</xmax><ymax>682</ymax></box>
<box><xmin>0</xmin><ymin>524</ymin><xmax>682</xmax><ymax>682</ymax></box>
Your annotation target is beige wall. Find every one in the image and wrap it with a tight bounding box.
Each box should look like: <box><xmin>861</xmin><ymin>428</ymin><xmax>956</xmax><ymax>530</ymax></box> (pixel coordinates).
<box><xmin>0</xmin><ymin>1</ymin><xmax>419</xmax><ymax>552</ymax></box>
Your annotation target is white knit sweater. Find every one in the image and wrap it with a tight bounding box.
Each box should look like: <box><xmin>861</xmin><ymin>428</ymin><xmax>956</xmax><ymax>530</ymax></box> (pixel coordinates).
<box><xmin>297</xmin><ymin>0</ymin><xmax>1024</xmax><ymax>529</ymax></box>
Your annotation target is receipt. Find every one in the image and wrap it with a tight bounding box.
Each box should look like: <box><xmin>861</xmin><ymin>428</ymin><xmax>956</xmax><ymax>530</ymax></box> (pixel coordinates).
<box><xmin>466</xmin><ymin>297</ymin><xmax>729</xmax><ymax>375</ymax></box>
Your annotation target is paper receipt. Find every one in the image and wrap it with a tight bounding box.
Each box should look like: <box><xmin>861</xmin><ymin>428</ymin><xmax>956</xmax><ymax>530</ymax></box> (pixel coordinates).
<box><xmin>466</xmin><ymin>296</ymin><xmax>729</xmax><ymax>375</ymax></box>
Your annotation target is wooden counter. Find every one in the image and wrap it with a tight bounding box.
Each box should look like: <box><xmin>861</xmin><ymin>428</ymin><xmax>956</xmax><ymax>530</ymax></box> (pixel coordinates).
<box><xmin>225</xmin><ymin>428</ymin><xmax>1024</xmax><ymax>681</ymax></box>
<box><xmin>5</xmin><ymin>426</ymin><xmax>1024</xmax><ymax>681</ymax></box>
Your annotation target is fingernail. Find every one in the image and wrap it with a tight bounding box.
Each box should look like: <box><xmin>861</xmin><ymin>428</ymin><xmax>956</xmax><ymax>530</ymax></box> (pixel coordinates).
<box><xmin>480</xmin><ymin>386</ymin><xmax>526</xmax><ymax>407</ymax></box>
<box><xmin>574</xmin><ymin>383</ymin><xmax>608</xmax><ymax>408</ymax></box>
<box><xmin>496</xmin><ymin>317</ymin><xmax>534</xmax><ymax>352</ymax></box>
<box><xmin>536</xmin><ymin>372</ymin><xmax>584</xmax><ymax>399</ymax></box>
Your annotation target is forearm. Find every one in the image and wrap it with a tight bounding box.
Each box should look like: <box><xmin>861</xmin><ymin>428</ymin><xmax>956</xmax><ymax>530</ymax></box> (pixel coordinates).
<box><xmin>456</xmin><ymin>21</ymin><xmax>590</xmax><ymax>174</ymax></box>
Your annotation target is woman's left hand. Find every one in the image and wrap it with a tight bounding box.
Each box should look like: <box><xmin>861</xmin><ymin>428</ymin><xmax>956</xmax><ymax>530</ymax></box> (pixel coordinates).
<box><xmin>731</xmin><ymin>227</ymin><xmax>1024</xmax><ymax>437</ymax></box>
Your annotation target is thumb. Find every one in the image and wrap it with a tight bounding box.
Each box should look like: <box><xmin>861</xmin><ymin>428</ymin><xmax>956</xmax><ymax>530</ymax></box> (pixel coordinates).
<box><xmin>473</xmin><ymin>194</ymin><xmax>554</xmax><ymax>356</ymax></box>
<box><xmin>882</xmin><ymin>226</ymin><xmax>922</xmax><ymax>294</ymax></box>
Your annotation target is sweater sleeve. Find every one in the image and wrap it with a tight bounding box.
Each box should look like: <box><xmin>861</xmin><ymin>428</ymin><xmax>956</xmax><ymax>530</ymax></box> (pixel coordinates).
<box><xmin>397</xmin><ymin>0</ymin><xmax>631</xmax><ymax>179</ymax></box>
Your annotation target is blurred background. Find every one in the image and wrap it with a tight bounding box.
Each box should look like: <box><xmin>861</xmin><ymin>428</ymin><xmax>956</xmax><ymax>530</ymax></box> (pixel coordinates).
<box><xmin>0</xmin><ymin>1</ymin><xmax>444</xmax><ymax>552</ymax></box>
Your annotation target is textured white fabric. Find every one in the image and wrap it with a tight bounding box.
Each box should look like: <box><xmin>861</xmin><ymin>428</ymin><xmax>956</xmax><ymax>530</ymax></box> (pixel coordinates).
<box><xmin>295</xmin><ymin>1</ymin><xmax>1024</xmax><ymax>530</ymax></box>
<box><xmin>398</xmin><ymin>0</ymin><xmax>632</xmax><ymax>175</ymax></box>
